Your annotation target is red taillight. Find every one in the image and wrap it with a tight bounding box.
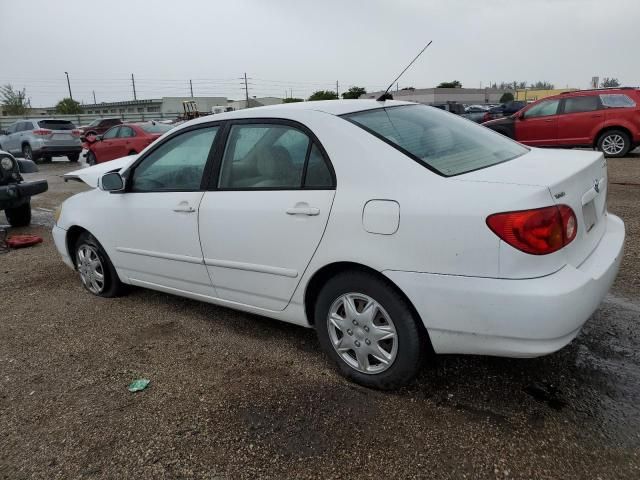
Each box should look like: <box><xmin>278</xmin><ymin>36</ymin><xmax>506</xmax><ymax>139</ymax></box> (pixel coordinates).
<box><xmin>482</xmin><ymin>112</ymin><xmax>490</xmax><ymax>122</ymax></box>
<box><xmin>486</xmin><ymin>205</ymin><xmax>577</xmax><ymax>255</ymax></box>
<box><xmin>71</xmin><ymin>129</ymin><xmax>81</xmax><ymax>137</ymax></box>
<box><xmin>33</xmin><ymin>129</ymin><xmax>52</xmax><ymax>136</ymax></box>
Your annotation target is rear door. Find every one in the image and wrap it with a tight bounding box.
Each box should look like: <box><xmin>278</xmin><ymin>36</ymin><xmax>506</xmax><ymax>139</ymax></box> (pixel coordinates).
<box><xmin>556</xmin><ymin>95</ymin><xmax>604</xmax><ymax>146</ymax></box>
<box><xmin>515</xmin><ymin>98</ymin><xmax>560</xmax><ymax>146</ymax></box>
<box><xmin>198</xmin><ymin>120</ymin><xmax>336</xmax><ymax>310</ymax></box>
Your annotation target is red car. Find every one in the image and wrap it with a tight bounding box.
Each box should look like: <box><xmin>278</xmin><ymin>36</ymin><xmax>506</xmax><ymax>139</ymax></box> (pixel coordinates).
<box><xmin>78</xmin><ymin>117</ymin><xmax>122</xmax><ymax>137</ymax></box>
<box><xmin>483</xmin><ymin>88</ymin><xmax>640</xmax><ymax>157</ymax></box>
<box><xmin>84</xmin><ymin>122</ymin><xmax>174</xmax><ymax>165</ymax></box>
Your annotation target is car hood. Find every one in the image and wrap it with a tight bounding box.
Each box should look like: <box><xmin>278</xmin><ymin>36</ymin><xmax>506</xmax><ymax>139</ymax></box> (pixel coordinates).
<box><xmin>63</xmin><ymin>154</ymin><xmax>138</xmax><ymax>187</ymax></box>
<box><xmin>482</xmin><ymin>116</ymin><xmax>512</xmax><ymax>127</ymax></box>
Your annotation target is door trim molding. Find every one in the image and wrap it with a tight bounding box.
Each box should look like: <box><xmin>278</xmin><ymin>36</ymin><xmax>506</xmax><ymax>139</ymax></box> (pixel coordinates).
<box><xmin>204</xmin><ymin>257</ymin><xmax>298</xmax><ymax>278</ymax></box>
<box><xmin>116</xmin><ymin>247</ymin><xmax>203</xmax><ymax>265</ymax></box>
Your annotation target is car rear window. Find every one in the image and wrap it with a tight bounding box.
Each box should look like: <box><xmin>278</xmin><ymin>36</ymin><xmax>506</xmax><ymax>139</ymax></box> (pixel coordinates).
<box><xmin>599</xmin><ymin>94</ymin><xmax>636</xmax><ymax>108</ymax></box>
<box><xmin>38</xmin><ymin>120</ymin><xmax>75</xmax><ymax>130</ymax></box>
<box><xmin>139</xmin><ymin>123</ymin><xmax>173</xmax><ymax>134</ymax></box>
<box><xmin>343</xmin><ymin>105</ymin><xmax>528</xmax><ymax>176</ymax></box>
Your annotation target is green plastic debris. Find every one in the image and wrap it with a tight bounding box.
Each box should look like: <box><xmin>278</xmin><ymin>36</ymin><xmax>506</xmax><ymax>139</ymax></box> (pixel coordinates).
<box><xmin>128</xmin><ymin>379</ymin><xmax>150</xmax><ymax>392</ymax></box>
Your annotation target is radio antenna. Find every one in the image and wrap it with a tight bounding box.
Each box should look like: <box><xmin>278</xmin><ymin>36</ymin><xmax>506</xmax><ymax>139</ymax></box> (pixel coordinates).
<box><xmin>377</xmin><ymin>41</ymin><xmax>433</xmax><ymax>101</ymax></box>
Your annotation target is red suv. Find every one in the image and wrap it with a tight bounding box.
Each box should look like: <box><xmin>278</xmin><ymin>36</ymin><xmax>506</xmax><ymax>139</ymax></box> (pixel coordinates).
<box><xmin>483</xmin><ymin>88</ymin><xmax>640</xmax><ymax>157</ymax></box>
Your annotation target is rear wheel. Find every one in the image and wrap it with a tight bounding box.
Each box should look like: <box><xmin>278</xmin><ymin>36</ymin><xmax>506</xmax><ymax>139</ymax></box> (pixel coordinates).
<box><xmin>5</xmin><ymin>200</ymin><xmax>31</xmax><ymax>227</ymax></box>
<box><xmin>86</xmin><ymin>151</ymin><xmax>97</xmax><ymax>166</ymax></box>
<box><xmin>314</xmin><ymin>271</ymin><xmax>425</xmax><ymax>389</ymax></box>
<box><xmin>68</xmin><ymin>153</ymin><xmax>80</xmax><ymax>162</ymax></box>
<box><xmin>74</xmin><ymin>232</ymin><xmax>124</xmax><ymax>297</ymax></box>
<box><xmin>22</xmin><ymin>144</ymin><xmax>34</xmax><ymax>161</ymax></box>
<box><xmin>598</xmin><ymin>130</ymin><xmax>631</xmax><ymax>157</ymax></box>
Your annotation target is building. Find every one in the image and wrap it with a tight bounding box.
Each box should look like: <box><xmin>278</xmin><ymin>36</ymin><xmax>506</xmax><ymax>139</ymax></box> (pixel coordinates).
<box><xmin>514</xmin><ymin>88</ymin><xmax>578</xmax><ymax>102</ymax></box>
<box><xmin>80</xmin><ymin>96</ymin><xmax>227</xmax><ymax>115</ymax></box>
<box><xmin>226</xmin><ymin>97</ymin><xmax>283</xmax><ymax>111</ymax></box>
<box><xmin>360</xmin><ymin>87</ymin><xmax>512</xmax><ymax>105</ymax></box>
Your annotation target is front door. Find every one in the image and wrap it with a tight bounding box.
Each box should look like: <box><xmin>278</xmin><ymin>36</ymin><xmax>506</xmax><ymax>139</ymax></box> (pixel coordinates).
<box><xmin>516</xmin><ymin>98</ymin><xmax>560</xmax><ymax>146</ymax></box>
<box><xmin>199</xmin><ymin>121</ymin><xmax>336</xmax><ymax>311</ymax></box>
<box><xmin>106</xmin><ymin>125</ymin><xmax>221</xmax><ymax>296</ymax></box>
<box><xmin>97</xmin><ymin>126</ymin><xmax>121</xmax><ymax>162</ymax></box>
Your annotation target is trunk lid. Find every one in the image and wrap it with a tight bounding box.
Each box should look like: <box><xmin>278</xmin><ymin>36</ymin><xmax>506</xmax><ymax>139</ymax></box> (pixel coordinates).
<box><xmin>459</xmin><ymin>147</ymin><xmax>608</xmax><ymax>269</ymax></box>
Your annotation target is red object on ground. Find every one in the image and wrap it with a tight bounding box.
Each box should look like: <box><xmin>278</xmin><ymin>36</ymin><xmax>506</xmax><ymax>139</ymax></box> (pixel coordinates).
<box><xmin>6</xmin><ymin>235</ymin><xmax>43</xmax><ymax>248</ymax></box>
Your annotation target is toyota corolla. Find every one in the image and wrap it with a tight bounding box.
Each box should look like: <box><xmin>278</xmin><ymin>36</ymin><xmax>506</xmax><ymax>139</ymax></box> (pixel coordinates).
<box><xmin>53</xmin><ymin>100</ymin><xmax>625</xmax><ymax>389</ymax></box>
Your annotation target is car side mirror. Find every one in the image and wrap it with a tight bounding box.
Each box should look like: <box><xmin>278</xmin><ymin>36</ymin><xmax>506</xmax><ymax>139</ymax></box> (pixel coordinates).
<box><xmin>517</xmin><ymin>112</ymin><xmax>525</xmax><ymax>120</ymax></box>
<box><xmin>99</xmin><ymin>172</ymin><xmax>125</xmax><ymax>192</ymax></box>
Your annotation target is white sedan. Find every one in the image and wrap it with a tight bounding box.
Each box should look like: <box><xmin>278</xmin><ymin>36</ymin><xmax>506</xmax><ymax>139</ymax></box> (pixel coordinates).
<box><xmin>53</xmin><ymin>100</ymin><xmax>625</xmax><ymax>389</ymax></box>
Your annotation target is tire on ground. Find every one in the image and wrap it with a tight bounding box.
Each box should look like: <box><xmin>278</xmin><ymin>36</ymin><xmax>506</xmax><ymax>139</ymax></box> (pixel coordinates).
<box><xmin>74</xmin><ymin>231</ymin><xmax>125</xmax><ymax>298</ymax></box>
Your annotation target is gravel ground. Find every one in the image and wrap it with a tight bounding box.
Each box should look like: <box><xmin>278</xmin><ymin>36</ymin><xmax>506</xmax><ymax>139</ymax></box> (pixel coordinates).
<box><xmin>1</xmin><ymin>151</ymin><xmax>639</xmax><ymax>479</ymax></box>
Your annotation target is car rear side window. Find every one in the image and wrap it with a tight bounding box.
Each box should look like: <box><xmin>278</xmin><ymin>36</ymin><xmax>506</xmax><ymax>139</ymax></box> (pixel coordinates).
<box><xmin>38</xmin><ymin>120</ymin><xmax>75</xmax><ymax>130</ymax></box>
<box><xmin>118</xmin><ymin>126</ymin><xmax>136</xmax><ymax>138</ymax></box>
<box><xmin>344</xmin><ymin>105</ymin><xmax>528</xmax><ymax>177</ymax></box>
<box><xmin>563</xmin><ymin>96</ymin><xmax>600</xmax><ymax>114</ymax></box>
<box><xmin>600</xmin><ymin>94</ymin><xmax>636</xmax><ymax>108</ymax></box>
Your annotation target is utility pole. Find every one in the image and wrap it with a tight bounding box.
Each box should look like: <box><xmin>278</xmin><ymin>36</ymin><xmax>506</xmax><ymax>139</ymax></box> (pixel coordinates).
<box><xmin>244</xmin><ymin>72</ymin><xmax>249</xmax><ymax>108</ymax></box>
<box><xmin>190</xmin><ymin>79</ymin><xmax>194</xmax><ymax>98</ymax></box>
<box><xmin>92</xmin><ymin>90</ymin><xmax>96</xmax><ymax>104</ymax></box>
<box><xmin>396</xmin><ymin>82</ymin><xmax>399</xmax><ymax>92</ymax></box>
<box><xmin>336</xmin><ymin>80</ymin><xmax>339</xmax><ymax>99</ymax></box>
<box><xmin>131</xmin><ymin>73</ymin><xmax>137</xmax><ymax>100</ymax></box>
<box><xmin>64</xmin><ymin>72</ymin><xmax>73</xmax><ymax>100</ymax></box>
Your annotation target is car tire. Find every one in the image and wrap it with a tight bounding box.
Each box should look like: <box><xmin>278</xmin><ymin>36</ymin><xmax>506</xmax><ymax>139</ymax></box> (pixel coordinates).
<box><xmin>314</xmin><ymin>271</ymin><xmax>425</xmax><ymax>390</ymax></box>
<box><xmin>74</xmin><ymin>232</ymin><xmax>125</xmax><ymax>298</ymax></box>
<box><xmin>22</xmin><ymin>144</ymin><xmax>34</xmax><ymax>161</ymax></box>
<box><xmin>86</xmin><ymin>151</ymin><xmax>97</xmax><ymax>166</ymax></box>
<box><xmin>5</xmin><ymin>200</ymin><xmax>31</xmax><ymax>227</ymax></box>
<box><xmin>68</xmin><ymin>153</ymin><xmax>80</xmax><ymax>162</ymax></box>
<box><xmin>598</xmin><ymin>130</ymin><xmax>631</xmax><ymax>158</ymax></box>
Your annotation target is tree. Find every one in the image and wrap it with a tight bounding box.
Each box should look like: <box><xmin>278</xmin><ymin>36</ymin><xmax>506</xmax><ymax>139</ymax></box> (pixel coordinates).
<box><xmin>283</xmin><ymin>97</ymin><xmax>304</xmax><ymax>103</ymax></box>
<box><xmin>499</xmin><ymin>92</ymin><xmax>514</xmax><ymax>103</ymax></box>
<box><xmin>529</xmin><ymin>81</ymin><xmax>555</xmax><ymax>90</ymax></box>
<box><xmin>308</xmin><ymin>90</ymin><xmax>337</xmax><ymax>101</ymax></box>
<box><xmin>0</xmin><ymin>84</ymin><xmax>30</xmax><ymax>115</ymax></box>
<box><xmin>437</xmin><ymin>80</ymin><xmax>462</xmax><ymax>88</ymax></box>
<box><xmin>601</xmin><ymin>77</ymin><xmax>620</xmax><ymax>88</ymax></box>
<box><xmin>55</xmin><ymin>97</ymin><xmax>82</xmax><ymax>114</ymax></box>
<box><xmin>341</xmin><ymin>86</ymin><xmax>367</xmax><ymax>99</ymax></box>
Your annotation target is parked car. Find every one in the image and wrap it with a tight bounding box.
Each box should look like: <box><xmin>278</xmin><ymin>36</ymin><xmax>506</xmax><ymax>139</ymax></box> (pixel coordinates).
<box><xmin>0</xmin><ymin>150</ymin><xmax>48</xmax><ymax>226</ymax></box>
<box><xmin>481</xmin><ymin>101</ymin><xmax>526</xmax><ymax>122</ymax></box>
<box><xmin>483</xmin><ymin>88</ymin><xmax>640</xmax><ymax>157</ymax></box>
<box><xmin>463</xmin><ymin>104</ymin><xmax>490</xmax><ymax>123</ymax></box>
<box><xmin>84</xmin><ymin>122</ymin><xmax>174</xmax><ymax>165</ymax></box>
<box><xmin>54</xmin><ymin>100</ymin><xmax>624</xmax><ymax>389</ymax></box>
<box><xmin>79</xmin><ymin>117</ymin><xmax>122</xmax><ymax>137</ymax></box>
<box><xmin>0</xmin><ymin>119</ymin><xmax>82</xmax><ymax>162</ymax></box>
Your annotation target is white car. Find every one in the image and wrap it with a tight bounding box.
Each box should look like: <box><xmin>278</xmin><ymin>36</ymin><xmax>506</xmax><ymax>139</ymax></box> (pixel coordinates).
<box><xmin>53</xmin><ymin>100</ymin><xmax>625</xmax><ymax>389</ymax></box>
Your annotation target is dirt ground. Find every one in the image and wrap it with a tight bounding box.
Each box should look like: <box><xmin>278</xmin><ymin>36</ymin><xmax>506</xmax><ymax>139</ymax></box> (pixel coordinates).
<box><xmin>1</xmin><ymin>150</ymin><xmax>639</xmax><ymax>479</ymax></box>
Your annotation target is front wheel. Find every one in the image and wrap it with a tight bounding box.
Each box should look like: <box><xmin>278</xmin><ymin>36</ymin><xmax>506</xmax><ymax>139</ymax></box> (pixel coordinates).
<box><xmin>314</xmin><ymin>271</ymin><xmax>426</xmax><ymax>389</ymax></box>
<box><xmin>598</xmin><ymin>130</ymin><xmax>631</xmax><ymax>157</ymax></box>
<box><xmin>5</xmin><ymin>201</ymin><xmax>31</xmax><ymax>227</ymax></box>
<box><xmin>75</xmin><ymin>232</ymin><xmax>125</xmax><ymax>297</ymax></box>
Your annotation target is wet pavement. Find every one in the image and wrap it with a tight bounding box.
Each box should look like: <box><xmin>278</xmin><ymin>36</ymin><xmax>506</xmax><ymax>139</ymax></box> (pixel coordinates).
<box><xmin>1</xmin><ymin>153</ymin><xmax>639</xmax><ymax>479</ymax></box>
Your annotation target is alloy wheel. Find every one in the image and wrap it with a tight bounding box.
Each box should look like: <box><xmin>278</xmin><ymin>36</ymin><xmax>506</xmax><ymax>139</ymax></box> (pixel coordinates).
<box><xmin>327</xmin><ymin>293</ymin><xmax>398</xmax><ymax>374</ymax></box>
<box><xmin>601</xmin><ymin>134</ymin><xmax>625</xmax><ymax>155</ymax></box>
<box><xmin>22</xmin><ymin>145</ymin><xmax>32</xmax><ymax>160</ymax></box>
<box><xmin>76</xmin><ymin>244</ymin><xmax>105</xmax><ymax>294</ymax></box>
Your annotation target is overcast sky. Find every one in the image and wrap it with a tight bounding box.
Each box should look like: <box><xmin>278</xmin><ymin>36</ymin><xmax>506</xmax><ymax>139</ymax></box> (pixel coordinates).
<box><xmin>1</xmin><ymin>0</ymin><xmax>638</xmax><ymax>107</ymax></box>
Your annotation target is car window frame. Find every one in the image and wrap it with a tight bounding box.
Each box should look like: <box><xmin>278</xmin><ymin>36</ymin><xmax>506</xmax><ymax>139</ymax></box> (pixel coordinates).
<box><xmin>207</xmin><ymin>118</ymin><xmax>336</xmax><ymax>192</ymax></box>
<box><xmin>121</xmin><ymin>122</ymin><xmax>224</xmax><ymax>194</ymax></box>
<box><xmin>558</xmin><ymin>94</ymin><xmax>602</xmax><ymax>115</ymax></box>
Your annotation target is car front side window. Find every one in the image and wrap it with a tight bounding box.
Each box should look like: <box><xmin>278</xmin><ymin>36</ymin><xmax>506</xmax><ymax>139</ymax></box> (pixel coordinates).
<box><xmin>103</xmin><ymin>127</ymin><xmax>120</xmax><ymax>139</ymax></box>
<box><xmin>523</xmin><ymin>99</ymin><xmax>560</xmax><ymax>118</ymax></box>
<box><xmin>131</xmin><ymin>126</ymin><xmax>218</xmax><ymax>192</ymax></box>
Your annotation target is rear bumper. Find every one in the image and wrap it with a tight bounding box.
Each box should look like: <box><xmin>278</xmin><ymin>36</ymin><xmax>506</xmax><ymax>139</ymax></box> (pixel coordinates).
<box><xmin>0</xmin><ymin>179</ymin><xmax>48</xmax><ymax>205</ymax></box>
<box><xmin>384</xmin><ymin>214</ymin><xmax>625</xmax><ymax>358</ymax></box>
<box><xmin>33</xmin><ymin>145</ymin><xmax>82</xmax><ymax>156</ymax></box>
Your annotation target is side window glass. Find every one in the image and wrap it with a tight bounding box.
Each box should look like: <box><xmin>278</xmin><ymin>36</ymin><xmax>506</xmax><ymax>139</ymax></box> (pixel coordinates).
<box><xmin>563</xmin><ymin>96</ymin><xmax>600</xmax><ymax>114</ymax></box>
<box><xmin>7</xmin><ymin>124</ymin><xmax>17</xmax><ymax>134</ymax></box>
<box><xmin>524</xmin><ymin>99</ymin><xmax>559</xmax><ymax>118</ymax></box>
<box><xmin>600</xmin><ymin>94</ymin><xmax>636</xmax><ymax>108</ymax></box>
<box><xmin>131</xmin><ymin>126</ymin><xmax>218</xmax><ymax>192</ymax></box>
<box><xmin>118</xmin><ymin>126</ymin><xmax>135</xmax><ymax>138</ymax></box>
<box><xmin>218</xmin><ymin>124</ymin><xmax>307</xmax><ymax>189</ymax></box>
<box><xmin>103</xmin><ymin>127</ymin><xmax>120</xmax><ymax>139</ymax></box>
<box><xmin>19</xmin><ymin>122</ymin><xmax>31</xmax><ymax>132</ymax></box>
<box><xmin>304</xmin><ymin>144</ymin><xmax>333</xmax><ymax>188</ymax></box>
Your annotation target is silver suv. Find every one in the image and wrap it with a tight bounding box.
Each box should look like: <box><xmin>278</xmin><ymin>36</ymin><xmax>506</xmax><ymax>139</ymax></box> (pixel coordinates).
<box><xmin>0</xmin><ymin>119</ymin><xmax>83</xmax><ymax>162</ymax></box>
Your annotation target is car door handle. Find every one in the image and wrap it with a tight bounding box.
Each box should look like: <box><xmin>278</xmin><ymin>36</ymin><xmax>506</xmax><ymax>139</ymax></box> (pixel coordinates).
<box><xmin>286</xmin><ymin>207</ymin><xmax>320</xmax><ymax>216</ymax></box>
<box><xmin>173</xmin><ymin>202</ymin><xmax>196</xmax><ymax>213</ymax></box>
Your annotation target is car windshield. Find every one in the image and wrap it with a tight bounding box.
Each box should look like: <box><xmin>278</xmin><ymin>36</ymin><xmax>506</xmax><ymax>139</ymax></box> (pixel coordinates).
<box><xmin>344</xmin><ymin>105</ymin><xmax>528</xmax><ymax>176</ymax></box>
<box><xmin>38</xmin><ymin>120</ymin><xmax>75</xmax><ymax>130</ymax></box>
<box><xmin>139</xmin><ymin>123</ymin><xmax>173</xmax><ymax>134</ymax></box>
